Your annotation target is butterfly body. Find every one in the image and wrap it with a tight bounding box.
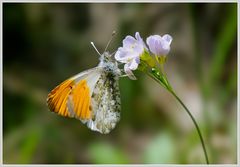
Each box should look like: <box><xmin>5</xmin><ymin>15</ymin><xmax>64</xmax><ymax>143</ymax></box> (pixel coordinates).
<box><xmin>47</xmin><ymin>52</ymin><xmax>121</xmax><ymax>134</ymax></box>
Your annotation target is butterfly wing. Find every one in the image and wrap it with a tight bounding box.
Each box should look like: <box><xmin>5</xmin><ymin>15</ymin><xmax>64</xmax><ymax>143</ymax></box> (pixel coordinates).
<box><xmin>83</xmin><ymin>72</ymin><xmax>121</xmax><ymax>134</ymax></box>
<box><xmin>47</xmin><ymin>67</ymin><xmax>101</xmax><ymax>118</ymax></box>
<box><xmin>47</xmin><ymin>67</ymin><xmax>121</xmax><ymax>134</ymax></box>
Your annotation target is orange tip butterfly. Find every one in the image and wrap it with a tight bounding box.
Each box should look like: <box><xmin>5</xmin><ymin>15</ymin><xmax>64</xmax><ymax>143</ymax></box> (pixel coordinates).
<box><xmin>47</xmin><ymin>32</ymin><xmax>121</xmax><ymax>134</ymax></box>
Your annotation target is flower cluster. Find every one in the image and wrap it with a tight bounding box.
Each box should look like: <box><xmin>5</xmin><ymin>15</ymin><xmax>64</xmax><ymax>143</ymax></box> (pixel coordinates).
<box><xmin>114</xmin><ymin>32</ymin><xmax>172</xmax><ymax>79</ymax></box>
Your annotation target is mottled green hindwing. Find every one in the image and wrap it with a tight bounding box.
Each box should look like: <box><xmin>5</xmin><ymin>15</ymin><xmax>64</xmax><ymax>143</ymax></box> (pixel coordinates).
<box><xmin>90</xmin><ymin>72</ymin><xmax>121</xmax><ymax>134</ymax></box>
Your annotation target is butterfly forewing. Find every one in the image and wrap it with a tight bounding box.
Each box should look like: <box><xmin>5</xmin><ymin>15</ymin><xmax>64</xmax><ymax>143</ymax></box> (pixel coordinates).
<box><xmin>47</xmin><ymin>78</ymin><xmax>74</xmax><ymax>117</ymax></box>
<box><xmin>47</xmin><ymin>68</ymin><xmax>100</xmax><ymax>118</ymax></box>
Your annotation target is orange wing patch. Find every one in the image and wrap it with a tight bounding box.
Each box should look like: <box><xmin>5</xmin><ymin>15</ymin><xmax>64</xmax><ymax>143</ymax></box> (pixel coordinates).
<box><xmin>47</xmin><ymin>79</ymin><xmax>74</xmax><ymax>117</ymax></box>
<box><xmin>71</xmin><ymin>80</ymin><xmax>92</xmax><ymax>120</ymax></box>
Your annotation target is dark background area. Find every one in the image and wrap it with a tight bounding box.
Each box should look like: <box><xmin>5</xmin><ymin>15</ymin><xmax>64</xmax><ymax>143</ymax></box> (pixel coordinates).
<box><xmin>3</xmin><ymin>3</ymin><xmax>237</xmax><ymax>164</ymax></box>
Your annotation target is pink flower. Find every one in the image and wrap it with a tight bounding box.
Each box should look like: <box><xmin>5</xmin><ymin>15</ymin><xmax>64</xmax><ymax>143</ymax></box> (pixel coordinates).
<box><xmin>115</xmin><ymin>32</ymin><xmax>145</xmax><ymax>80</ymax></box>
<box><xmin>146</xmin><ymin>34</ymin><xmax>172</xmax><ymax>56</ymax></box>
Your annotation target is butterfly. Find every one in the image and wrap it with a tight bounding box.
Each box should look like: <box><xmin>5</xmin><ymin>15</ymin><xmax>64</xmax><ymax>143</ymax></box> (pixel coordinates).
<box><xmin>47</xmin><ymin>34</ymin><xmax>122</xmax><ymax>134</ymax></box>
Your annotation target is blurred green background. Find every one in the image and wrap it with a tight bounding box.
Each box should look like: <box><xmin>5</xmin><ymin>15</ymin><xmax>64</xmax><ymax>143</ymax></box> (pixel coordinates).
<box><xmin>3</xmin><ymin>3</ymin><xmax>237</xmax><ymax>164</ymax></box>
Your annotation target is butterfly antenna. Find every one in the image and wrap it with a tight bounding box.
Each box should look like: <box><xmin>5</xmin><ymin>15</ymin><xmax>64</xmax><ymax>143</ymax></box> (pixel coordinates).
<box><xmin>90</xmin><ymin>42</ymin><xmax>101</xmax><ymax>56</ymax></box>
<box><xmin>110</xmin><ymin>50</ymin><xmax>117</xmax><ymax>57</ymax></box>
<box><xmin>104</xmin><ymin>31</ymin><xmax>116</xmax><ymax>53</ymax></box>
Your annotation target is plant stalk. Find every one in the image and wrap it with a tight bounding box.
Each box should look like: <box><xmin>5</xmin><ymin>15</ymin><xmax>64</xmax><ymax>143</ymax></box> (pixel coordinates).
<box><xmin>146</xmin><ymin>69</ymin><xmax>209</xmax><ymax>164</ymax></box>
<box><xmin>169</xmin><ymin>90</ymin><xmax>209</xmax><ymax>164</ymax></box>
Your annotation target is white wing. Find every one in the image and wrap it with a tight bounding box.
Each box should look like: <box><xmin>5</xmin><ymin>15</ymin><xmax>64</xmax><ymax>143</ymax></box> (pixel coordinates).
<box><xmin>83</xmin><ymin>71</ymin><xmax>121</xmax><ymax>134</ymax></box>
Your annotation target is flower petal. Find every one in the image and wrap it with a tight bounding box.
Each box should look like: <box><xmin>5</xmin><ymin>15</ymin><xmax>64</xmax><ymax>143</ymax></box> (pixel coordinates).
<box><xmin>127</xmin><ymin>57</ymin><xmax>139</xmax><ymax>70</ymax></box>
<box><xmin>146</xmin><ymin>34</ymin><xmax>172</xmax><ymax>56</ymax></box>
<box><xmin>162</xmin><ymin>34</ymin><xmax>172</xmax><ymax>45</ymax></box>
<box><xmin>160</xmin><ymin>43</ymin><xmax>170</xmax><ymax>55</ymax></box>
<box><xmin>124</xmin><ymin>64</ymin><xmax>137</xmax><ymax>80</ymax></box>
<box><xmin>115</xmin><ymin>47</ymin><xmax>139</xmax><ymax>63</ymax></box>
<box><xmin>114</xmin><ymin>47</ymin><xmax>128</xmax><ymax>63</ymax></box>
<box><xmin>147</xmin><ymin>35</ymin><xmax>159</xmax><ymax>55</ymax></box>
<box><xmin>135</xmin><ymin>32</ymin><xmax>141</xmax><ymax>41</ymax></box>
<box><xmin>136</xmin><ymin>32</ymin><xmax>148</xmax><ymax>50</ymax></box>
<box><xmin>123</xmin><ymin>35</ymin><xmax>136</xmax><ymax>48</ymax></box>
<box><xmin>160</xmin><ymin>37</ymin><xmax>170</xmax><ymax>55</ymax></box>
<box><xmin>132</xmin><ymin>44</ymin><xmax>144</xmax><ymax>54</ymax></box>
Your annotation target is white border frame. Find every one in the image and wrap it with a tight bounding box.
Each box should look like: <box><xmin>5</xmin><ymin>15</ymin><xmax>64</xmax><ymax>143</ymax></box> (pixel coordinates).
<box><xmin>0</xmin><ymin>1</ymin><xmax>238</xmax><ymax>166</ymax></box>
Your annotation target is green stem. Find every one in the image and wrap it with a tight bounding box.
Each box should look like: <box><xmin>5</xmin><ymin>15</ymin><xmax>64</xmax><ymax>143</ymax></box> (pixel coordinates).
<box><xmin>146</xmin><ymin>69</ymin><xmax>209</xmax><ymax>164</ymax></box>
<box><xmin>169</xmin><ymin>90</ymin><xmax>209</xmax><ymax>164</ymax></box>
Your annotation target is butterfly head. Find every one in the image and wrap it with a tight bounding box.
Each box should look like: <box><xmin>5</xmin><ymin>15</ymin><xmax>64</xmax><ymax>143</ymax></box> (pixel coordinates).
<box><xmin>98</xmin><ymin>52</ymin><xmax>121</xmax><ymax>76</ymax></box>
<box><xmin>91</xmin><ymin>31</ymin><xmax>120</xmax><ymax>76</ymax></box>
